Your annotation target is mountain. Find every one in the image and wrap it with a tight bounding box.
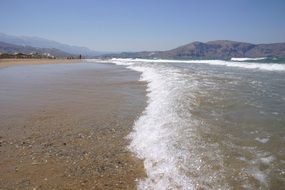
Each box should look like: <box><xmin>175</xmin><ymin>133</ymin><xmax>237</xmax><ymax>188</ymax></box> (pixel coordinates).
<box><xmin>0</xmin><ymin>41</ymin><xmax>73</xmax><ymax>57</ymax></box>
<box><xmin>104</xmin><ymin>40</ymin><xmax>285</xmax><ymax>59</ymax></box>
<box><xmin>0</xmin><ymin>33</ymin><xmax>100</xmax><ymax>57</ymax></box>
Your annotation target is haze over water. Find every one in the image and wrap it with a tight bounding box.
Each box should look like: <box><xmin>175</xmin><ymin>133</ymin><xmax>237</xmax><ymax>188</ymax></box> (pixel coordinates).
<box><xmin>92</xmin><ymin>59</ymin><xmax>285</xmax><ymax>189</ymax></box>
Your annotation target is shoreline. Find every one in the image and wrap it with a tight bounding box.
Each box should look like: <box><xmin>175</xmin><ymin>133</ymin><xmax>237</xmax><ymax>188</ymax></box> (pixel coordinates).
<box><xmin>0</xmin><ymin>58</ymin><xmax>83</xmax><ymax>68</ymax></box>
<box><xmin>0</xmin><ymin>61</ymin><xmax>147</xmax><ymax>189</ymax></box>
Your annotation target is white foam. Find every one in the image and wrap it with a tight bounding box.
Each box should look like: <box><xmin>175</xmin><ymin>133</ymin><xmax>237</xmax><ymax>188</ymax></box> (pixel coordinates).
<box><xmin>108</xmin><ymin>58</ymin><xmax>285</xmax><ymax>71</ymax></box>
<box><xmin>248</xmin><ymin>168</ymin><xmax>268</xmax><ymax>185</ymax></box>
<box><xmin>231</xmin><ymin>57</ymin><xmax>266</xmax><ymax>61</ymax></box>
<box><xmin>126</xmin><ymin>65</ymin><xmax>195</xmax><ymax>189</ymax></box>
<box><xmin>255</xmin><ymin>137</ymin><xmax>270</xmax><ymax>144</ymax></box>
<box><xmin>260</xmin><ymin>155</ymin><xmax>276</xmax><ymax>165</ymax></box>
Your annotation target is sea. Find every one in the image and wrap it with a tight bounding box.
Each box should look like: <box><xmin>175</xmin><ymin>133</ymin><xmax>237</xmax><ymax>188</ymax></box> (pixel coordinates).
<box><xmin>91</xmin><ymin>58</ymin><xmax>285</xmax><ymax>189</ymax></box>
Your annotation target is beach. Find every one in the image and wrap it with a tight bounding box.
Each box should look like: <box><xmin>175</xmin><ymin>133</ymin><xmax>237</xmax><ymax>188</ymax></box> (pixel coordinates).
<box><xmin>1</xmin><ymin>58</ymin><xmax>284</xmax><ymax>189</ymax></box>
<box><xmin>0</xmin><ymin>60</ymin><xmax>147</xmax><ymax>189</ymax></box>
<box><xmin>0</xmin><ymin>59</ymin><xmax>83</xmax><ymax>69</ymax></box>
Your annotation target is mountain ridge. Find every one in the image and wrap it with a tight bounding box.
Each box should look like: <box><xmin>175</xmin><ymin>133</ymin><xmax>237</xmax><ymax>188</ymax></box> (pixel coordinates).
<box><xmin>0</xmin><ymin>41</ymin><xmax>73</xmax><ymax>58</ymax></box>
<box><xmin>0</xmin><ymin>33</ymin><xmax>101</xmax><ymax>57</ymax></box>
<box><xmin>103</xmin><ymin>40</ymin><xmax>285</xmax><ymax>59</ymax></box>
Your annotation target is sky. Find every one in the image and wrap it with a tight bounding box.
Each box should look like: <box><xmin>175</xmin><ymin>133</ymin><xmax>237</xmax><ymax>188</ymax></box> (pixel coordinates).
<box><xmin>0</xmin><ymin>0</ymin><xmax>285</xmax><ymax>51</ymax></box>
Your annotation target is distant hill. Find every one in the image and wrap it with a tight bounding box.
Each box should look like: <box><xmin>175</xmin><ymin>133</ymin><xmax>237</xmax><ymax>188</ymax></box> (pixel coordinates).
<box><xmin>0</xmin><ymin>41</ymin><xmax>73</xmax><ymax>58</ymax></box>
<box><xmin>0</xmin><ymin>33</ymin><xmax>101</xmax><ymax>57</ymax></box>
<box><xmin>104</xmin><ymin>40</ymin><xmax>285</xmax><ymax>59</ymax></box>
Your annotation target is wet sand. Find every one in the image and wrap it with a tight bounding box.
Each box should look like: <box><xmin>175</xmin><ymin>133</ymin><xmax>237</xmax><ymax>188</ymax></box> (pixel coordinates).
<box><xmin>0</xmin><ymin>62</ymin><xmax>147</xmax><ymax>189</ymax></box>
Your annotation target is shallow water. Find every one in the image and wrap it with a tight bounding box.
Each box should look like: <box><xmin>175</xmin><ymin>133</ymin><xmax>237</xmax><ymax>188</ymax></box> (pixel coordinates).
<box><xmin>93</xmin><ymin>59</ymin><xmax>285</xmax><ymax>190</ymax></box>
<box><xmin>0</xmin><ymin>62</ymin><xmax>147</xmax><ymax>189</ymax></box>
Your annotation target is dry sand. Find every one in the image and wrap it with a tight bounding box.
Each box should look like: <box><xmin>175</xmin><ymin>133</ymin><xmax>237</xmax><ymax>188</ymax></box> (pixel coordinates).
<box><xmin>0</xmin><ymin>58</ymin><xmax>82</xmax><ymax>68</ymax></box>
<box><xmin>0</xmin><ymin>61</ymin><xmax>147</xmax><ymax>189</ymax></box>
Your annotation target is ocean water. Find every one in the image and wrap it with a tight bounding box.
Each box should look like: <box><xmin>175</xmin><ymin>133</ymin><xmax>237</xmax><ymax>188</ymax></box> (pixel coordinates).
<box><xmin>92</xmin><ymin>58</ymin><xmax>285</xmax><ymax>189</ymax></box>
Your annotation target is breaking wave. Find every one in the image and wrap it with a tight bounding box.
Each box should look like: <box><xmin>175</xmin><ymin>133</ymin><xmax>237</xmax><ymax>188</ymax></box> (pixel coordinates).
<box><xmin>88</xmin><ymin>58</ymin><xmax>285</xmax><ymax>189</ymax></box>
<box><xmin>231</xmin><ymin>57</ymin><xmax>267</xmax><ymax>61</ymax></box>
<box><xmin>110</xmin><ymin>58</ymin><xmax>285</xmax><ymax>71</ymax></box>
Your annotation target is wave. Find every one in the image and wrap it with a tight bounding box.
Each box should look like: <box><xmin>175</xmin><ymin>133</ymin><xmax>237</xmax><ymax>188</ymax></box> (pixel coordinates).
<box><xmin>109</xmin><ymin>60</ymin><xmax>197</xmax><ymax>189</ymax></box>
<box><xmin>109</xmin><ymin>58</ymin><xmax>285</xmax><ymax>71</ymax></box>
<box><xmin>128</xmin><ymin>66</ymin><xmax>195</xmax><ymax>189</ymax></box>
<box><xmin>231</xmin><ymin>57</ymin><xmax>267</xmax><ymax>61</ymax></box>
<box><xmin>88</xmin><ymin>58</ymin><xmax>282</xmax><ymax>189</ymax></box>
<box><xmin>108</xmin><ymin>58</ymin><xmax>234</xmax><ymax>189</ymax></box>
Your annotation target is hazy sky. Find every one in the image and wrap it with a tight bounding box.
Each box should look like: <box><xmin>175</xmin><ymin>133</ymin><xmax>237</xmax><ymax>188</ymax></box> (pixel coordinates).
<box><xmin>1</xmin><ymin>0</ymin><xmax>285</xmax><ymax>51</ymax></box>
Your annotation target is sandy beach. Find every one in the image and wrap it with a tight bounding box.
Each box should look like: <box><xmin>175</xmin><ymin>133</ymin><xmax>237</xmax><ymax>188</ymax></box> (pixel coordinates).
<box><xmin>0</xmin><ymin>59</ymin><xmax>82</xmax><ymax>69</ymax></box>
<box><xmin>0</xmin><ymin>60</ymin><xmax>147</xmax><ymax>189</ymax></box>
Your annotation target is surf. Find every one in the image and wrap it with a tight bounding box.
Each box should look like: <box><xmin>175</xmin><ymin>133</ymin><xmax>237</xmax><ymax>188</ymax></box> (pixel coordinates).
<box><xmin>110</xmin><ymin>58</ymin><xmax>285</xmax><ymax>71</ymax></box>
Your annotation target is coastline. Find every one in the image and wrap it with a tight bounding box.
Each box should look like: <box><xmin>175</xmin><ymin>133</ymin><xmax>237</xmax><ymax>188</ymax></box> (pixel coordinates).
<box><xmin>0</xmin><ymin>61</ymin><xmax>147</xmax><ymax>189</ymax></box>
